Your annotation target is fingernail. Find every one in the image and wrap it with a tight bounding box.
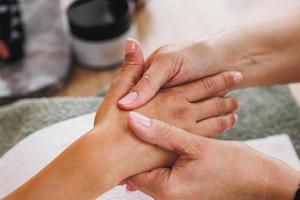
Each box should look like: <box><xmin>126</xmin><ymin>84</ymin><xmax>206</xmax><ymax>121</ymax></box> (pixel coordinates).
<box><xmin>233</xmin><ymin>114</ymin><xmax>239</xmax><ymax>123</ymax></box>
<box><xmin>126</xmin><ymin>38</ymin><xmax>136</xmax><ymax>55</ymax></box>
<box><xmin>129</xmin><ymin>112</ymin><xmax>151</xmax><ymax>128</ymax></box>
<box><xmin>231</xmin><ymin>72</ymin><xmax>243</xmax><ymax>84</ymax></box>
<box><xmin>119</xmin><ymin>91</ymin><xmax>138</xmax><ymax>105</ymax></box>
<box><xmin>234</xmin><ymin>100</ymin><xmax>241</xmax><ymax>112</ymax></box>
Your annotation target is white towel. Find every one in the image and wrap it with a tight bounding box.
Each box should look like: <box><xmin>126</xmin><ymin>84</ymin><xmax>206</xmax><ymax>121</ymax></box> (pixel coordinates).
<box><xmin>0</xmin><ymin>113</ymin><xmax>299</xmax><ymax>199</ymax></box>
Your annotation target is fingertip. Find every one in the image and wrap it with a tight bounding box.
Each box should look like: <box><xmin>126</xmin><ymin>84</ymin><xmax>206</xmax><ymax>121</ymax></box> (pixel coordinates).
<box><xmin>226</xmin><ymin>113</ymin><xmax>238</xmax><ymax>130</ymax></box>
<box><xmin>125</xmin><ymin>38</ymin><xmax>137</xmax><ymax>55</ymax></box>
<box><xmin>125</xmin><ymin>38</ymin><xmax>144</xmax><ymax>62</ymax></box>
<box><xmin>229</xmin><ymin>97</ymin><xmax>240</xmax><ymax>112</ymax></box>
<box><xmin>234</xmin><ymin>99</ymin><xmax>242</xmax><ymax>112</ymax></box>
<box><xmin>118</xmin><ymin>91</ymin><xmax>153</xmax><ymax>110</ymax></box>
<box><xmin>119</xmin><ymin>91</ymin><xmax>139</xmax><ymax>107</ymax></box>
<box><xmin>233</xmin><ymin>113</ymin><xmax>239</xmax><ymax>124</ymax></box>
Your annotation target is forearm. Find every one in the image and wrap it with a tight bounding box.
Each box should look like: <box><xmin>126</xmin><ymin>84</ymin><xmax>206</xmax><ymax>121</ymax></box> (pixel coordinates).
<box><xmin>4</xmin><ymin>125</ymin><xmax>175</xmax><ymax>200</ymax></box>
<box><xmin>212</xmin><ymin>11</ymin><xmax>300</xmax><ymax>88</ymax></box>
<box><xmin>4</xmin><ymin>130</ymin><xmax>123</xmax><ymax>200</ymax></box>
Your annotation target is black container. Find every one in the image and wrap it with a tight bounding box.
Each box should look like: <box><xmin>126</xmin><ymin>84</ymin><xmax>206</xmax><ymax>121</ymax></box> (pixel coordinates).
<box><xmin>67</xmin><ymin>0</ymin><xmax>135</xmax><ymax>69</ymax></box>
<box><xmin>0</xmin><ymin>0</ymin><xmax>25</xmax><ymax>63</ymax></box>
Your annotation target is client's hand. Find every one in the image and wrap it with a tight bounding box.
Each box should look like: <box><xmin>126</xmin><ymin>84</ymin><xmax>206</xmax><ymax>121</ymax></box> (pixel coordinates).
<box><xmin>126</xmin><ymin>114</ymin><xmax>300</xmax><ymax>200</ymax></box>
<box><xmin>93</xmin><ymin>39</ymin><xmax>242</xmax><ymax>180</ymax></box>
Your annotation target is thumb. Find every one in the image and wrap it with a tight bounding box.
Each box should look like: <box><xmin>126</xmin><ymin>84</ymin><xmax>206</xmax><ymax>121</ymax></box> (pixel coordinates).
<box><xmin>110</xmin><ymin>38</ymin><xmax>145</xmax><ymax>97</ymax></box>
<box><xmin>126</xmin><ymin>168</ymin><xmax>171</xmax><ymax>197</ymax></box>
<box><xmin>119</xmin><ymin>56</ymin><xmax>178</xmax><ymax>110</ymax></box>
<box><xmin>128</xmin><ymin>112</ymin><xmax>203</xmax><ymax>155</ymax></box>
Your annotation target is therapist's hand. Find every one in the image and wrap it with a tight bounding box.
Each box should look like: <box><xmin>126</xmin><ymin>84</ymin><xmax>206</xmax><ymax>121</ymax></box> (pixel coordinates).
<box><xmin>126</xmin><ymin>113</ymin><xmax>300</xmax><ymax>200</ymax></box>
<box><xmin>118</xmin><ymin>38</ymin><xmax>240</xmax><ymax>109</ymax></box>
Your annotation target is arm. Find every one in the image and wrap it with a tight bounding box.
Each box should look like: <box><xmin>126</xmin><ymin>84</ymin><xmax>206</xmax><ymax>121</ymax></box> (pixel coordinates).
<box><xmin>213</xmin><ymin>12</ymin><xmax>300</xmax><ymax>88</ymax></box>
<box><xmin>119</xmin><ymin>10</ymin><xmax>300</xmax><ymax>109</ymax></box>
<box><xmin>4</xmin><ymin>39</ymin><xmax>242</xmax><ymax>199</ymax></box>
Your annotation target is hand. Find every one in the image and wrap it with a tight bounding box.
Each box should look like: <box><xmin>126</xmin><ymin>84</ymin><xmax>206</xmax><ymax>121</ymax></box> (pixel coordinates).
<box><xmin>94</xmin><ymin>39</ymin><xmax>242</xmax><ymax>179</ymax></box>
<box><xmin>119</xmin><ymin>12</ymin><xmax>300</xmax><ymax>110</ymax></box>
<box><xmin>118</xmin><ymin>37</ymin><xmax>244</xmax><ymax>109</ymax></box>
<box><xmin>125</xmin><ymin>113</ymin><xmax>300</xmax><ymax>200</ymax></box>
<box><xmin>5</xmin><ymin>39</ymin><xmax>242</xmax><ymax>200</ymax></box>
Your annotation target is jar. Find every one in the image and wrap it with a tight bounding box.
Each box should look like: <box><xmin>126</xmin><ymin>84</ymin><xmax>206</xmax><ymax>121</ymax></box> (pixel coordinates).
<box><xmin>0</xmin><ymin>0</ymin><xmax>25</xmax><ymax>63</ymax></box>
<box><xmin>67</xmin><ymin>0</ymin><xmax>135</xmax><ymax>69</ymax></box>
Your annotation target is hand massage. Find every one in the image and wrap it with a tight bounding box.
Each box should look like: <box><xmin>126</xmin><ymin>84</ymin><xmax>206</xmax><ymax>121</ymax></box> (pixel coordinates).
<box><xmin>1</xmin><ymin>0</ymin><xmax>300</xmax><ymax>200</ymax></box>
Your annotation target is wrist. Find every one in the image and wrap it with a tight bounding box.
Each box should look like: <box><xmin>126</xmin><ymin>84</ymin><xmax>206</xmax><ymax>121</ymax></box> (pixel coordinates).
<box><xmin>211</xmin><ymin>14</ymin><xmax>300</xmax><ymax>88</ymax></box>
<box><xmin>210</xmin><ymin>26</ymin><xmax>274</xmax><ymax>88</ymax></box>
<box><xmin>4</xmin><ymin>130</ymin><xmax>122</xmax><ymax>200</ymax></box>
<box><xmin>92</xmin><ymin>122</ymin><xmax>175</xmax><ymax>180</ymax></box>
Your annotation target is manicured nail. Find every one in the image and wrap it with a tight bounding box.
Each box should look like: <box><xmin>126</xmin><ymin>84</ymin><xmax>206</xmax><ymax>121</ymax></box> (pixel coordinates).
<box><xmin>119</xmin><ymin>91</ymin><xmax>138</xmax><ymax>105</ymax></box>
<box><xmin>231</xmin><ymin>72</ymin><xmax>243</xmax><ymax>84</ymax></box>
<box><xmin>234</xmin><ymin>100</ymin><xmax>241</xmax><ymax>112</ymax></box>
<box><xmin>129</xmin><ymin>112</ymin><xmax>151</xmax><ymax>128</ymax></box>
<box><xmin>126</xmin><ymin>182</ymin><xmax>136</xmax><ymax>192</ymax></box>
<box><xmin>233</xmin><ymin>114</ymin><xmax>239</xmax><ymax>123</ymax></box>
<box><xmin>126</xmin><ymin>38</ymin><xmax>136</xmax><ymax>54</ymax></box>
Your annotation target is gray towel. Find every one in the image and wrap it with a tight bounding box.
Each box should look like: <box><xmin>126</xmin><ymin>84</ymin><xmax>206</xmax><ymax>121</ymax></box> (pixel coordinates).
<box><xmin>0</xmin><ymin>86</ymin><xmax>300</xmax><ymax>157</ymax></box>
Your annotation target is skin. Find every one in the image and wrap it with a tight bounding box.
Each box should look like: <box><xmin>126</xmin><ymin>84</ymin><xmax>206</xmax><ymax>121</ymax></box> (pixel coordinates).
<box><xmin>119</xmin><ymin>13</ymin><xmax>300</xmax><ymax>199</ymax></box>
<box><xmin>119</xmin><ymin>12</ymin><xmax>300</xmax><ymax>109</ymax></box>
<box><xmin>4</xmin><ymin>39</ymin><xmax>241</xmax><ymax>200</ymax></box>
<box><xmin>126</xmin><ymin>113</ymin><xmax>300</xmax><ymax>200</ymax></box>
<box><xmin>118</xmin><ymin>12</ymin><xmax>300</xmax><ymax>199</ymax></box>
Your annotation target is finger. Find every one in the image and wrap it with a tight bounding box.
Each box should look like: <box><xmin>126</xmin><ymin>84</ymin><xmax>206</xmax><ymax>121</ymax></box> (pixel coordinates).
<box><xmin>192</xmin><ymin>97</ymin><xmax>240</xmax><ymax>121</ymax></box>
<box><xmin>128</xmin><ymin>112</ymin><xmax>204</xmax><ymax>155</ymax></box>
<box><xmin>211</xmin><ymin>89</ymin><xmax>230</xmax><ymax>98</ymax></box>
<box><xmin>110</xmin><ymin>38</ymin><xmax>145</xmax><ymax>98</ymax></box>
<box><xmin>189</xmin><ymin>113</ymin><xmax>238</xmax><ymax>137</ymax></box>
<box><xmin>126</xmin><ymin>181</ymin><xmax>137</xmax><ymax>192</ymax></box>
<box><xmin>127</xmin><ymin>169</ymin><xmax>170</xmax><ymax>197</ymax></box>
<box><xmin>119</xmin><ymin>56</ymin><xmax>182</xmax><ymax>110</ymax></box>
<box><xmin>179</xmin><ymin>71</ymin><xmax>243</xmax><ymax>102</ymax></box>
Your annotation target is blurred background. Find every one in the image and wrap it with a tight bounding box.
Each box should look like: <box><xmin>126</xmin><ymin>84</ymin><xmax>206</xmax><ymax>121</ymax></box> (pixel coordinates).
<box><xmin>0</xmin><ymin>0</ymin><xmax>300</xmax><ymax>106</ymax></box>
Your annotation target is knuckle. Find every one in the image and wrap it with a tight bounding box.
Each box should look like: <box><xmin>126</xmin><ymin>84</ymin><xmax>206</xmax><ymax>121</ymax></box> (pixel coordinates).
<box><xmin>230</xmin><ymin>97</ymin><xmax>238</xmax><ymax>110</ymax></box>
<box><xmin>202</xmin><ymin>78</ymin><xmax>217</xmax><ymax>94</ymax></box>
<box><xmin>215</xmin><ymin>117</ymin><xmax>229</xmax><ymax>133</ymax></box>
<box><xmin>180</xmin><ymin>140</ymin><xmax>199</xmax><ymax>155</ymax></box>
<box><xmin>157</xmin><ymin>122</ymin><xmax>173</xmax><ymax>139</ymax></box>
<box><xmin>213</xmin><ymin>97</ymin><xmax>226</xmax><ymax>114</ymax></box>
<box><xmin>168</xmin><ymin>54</ymin><xmax>183</xmax><ymax>79</ymax></box>
<box><xmin>139</xmin><ymin>74</ymin><xmax>156</xmax><ymax>92</ymax></box>
<box><xmin>112</xmin><ymin>76</ymin><xmax>134</xmax><ymax>88</ymax></box>
<box><xmin>228</xmin><ymin>114</ymin><xmax>236</xmax><ymax>126</ymax></box>
<box><xmin>123</xmin><ymin>59</ymin><xmax>139</xmax><ymax>66</ymax></box>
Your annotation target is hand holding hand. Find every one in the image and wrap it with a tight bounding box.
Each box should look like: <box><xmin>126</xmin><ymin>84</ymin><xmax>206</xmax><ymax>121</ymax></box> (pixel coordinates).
<box><xmin>125</xmin><ymin>113</ymin><xmax>300</xmax><ymax>200</ymax></box>
<box><xmin>118</xmin><ymin>38</ymin><xmax>240</xmax><ymax>109</ymax></box>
